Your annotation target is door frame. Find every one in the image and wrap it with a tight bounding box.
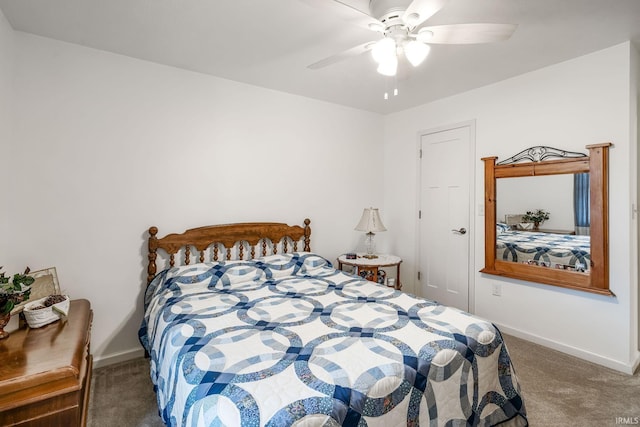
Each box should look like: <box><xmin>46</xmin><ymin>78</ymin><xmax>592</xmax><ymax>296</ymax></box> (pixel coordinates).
<box><xmin>414</xmin><ymin>120</ymin><xmax>477</xmax><ymax>313</ymax></box>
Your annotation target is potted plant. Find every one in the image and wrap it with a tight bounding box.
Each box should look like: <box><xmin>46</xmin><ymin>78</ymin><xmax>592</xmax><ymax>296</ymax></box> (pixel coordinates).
<box><xmin>0</xmin><ymin>267</ymin><xmax>34</xmax><ymax>339</ymax></box>
<box><xmin>523</xmin><ymin>209</ymin><xmax>550</xmax><ymax>230</ymax></box>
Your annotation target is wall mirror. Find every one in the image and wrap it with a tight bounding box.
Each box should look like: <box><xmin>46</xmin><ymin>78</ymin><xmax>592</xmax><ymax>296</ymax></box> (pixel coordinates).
<box><xmin>481</xmin><ymin>144</ymin><xmax>612</xmax><ymax>295</ymax></box>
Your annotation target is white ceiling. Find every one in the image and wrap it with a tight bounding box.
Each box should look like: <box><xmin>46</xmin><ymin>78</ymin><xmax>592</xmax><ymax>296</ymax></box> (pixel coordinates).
<box><xmin>1</xmin><ymin>0</ymin><xmax>640</xmax><ymax>114</ymax></box>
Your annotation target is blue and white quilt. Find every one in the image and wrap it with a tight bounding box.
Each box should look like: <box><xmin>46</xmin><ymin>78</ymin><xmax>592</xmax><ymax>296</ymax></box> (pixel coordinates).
<box><xmin>496</xmin><ymin>230</ymin><xmax>590</xmax><ymax>271</ymax></box>
<box><xmin>140</xmin><ymin>252</ymin><xmax>527</xmax><ymax>426</ymax></box>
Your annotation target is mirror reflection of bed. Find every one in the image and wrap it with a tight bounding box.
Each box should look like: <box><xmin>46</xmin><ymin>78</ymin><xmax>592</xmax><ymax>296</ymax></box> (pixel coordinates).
<box><xmin>496</xmin><ymin>173</ymin><xmax>591</xmax><ymax>273</ymax></box>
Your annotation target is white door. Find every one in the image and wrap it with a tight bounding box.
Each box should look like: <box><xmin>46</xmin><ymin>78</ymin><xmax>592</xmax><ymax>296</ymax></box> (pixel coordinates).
<box><xmin>419</xmin><ymin>125</ymin><xmax>472</xmax><ymax>311</ymax></box>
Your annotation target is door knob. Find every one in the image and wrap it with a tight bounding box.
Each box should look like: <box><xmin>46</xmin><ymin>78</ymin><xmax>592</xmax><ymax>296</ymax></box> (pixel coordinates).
<box><xmin>451</xmin><ymin>228</ymin><xmax>467</xmax><ymax>235</ymax></box>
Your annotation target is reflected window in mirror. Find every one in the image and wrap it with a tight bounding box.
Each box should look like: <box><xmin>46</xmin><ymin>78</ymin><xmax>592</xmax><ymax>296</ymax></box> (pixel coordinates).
<box><xmin>574</xmin><ymin>173</ymin><xmax>590</xmax><ymax>235</ymax></box>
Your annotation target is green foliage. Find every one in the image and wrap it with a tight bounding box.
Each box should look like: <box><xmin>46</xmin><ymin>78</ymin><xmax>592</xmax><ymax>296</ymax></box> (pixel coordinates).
<box><xmin>0</xmin><ymin>267</ymin><xmax>34</xmax><ymax>315</ymax></box>
<box><xmin>523</xmin><ymin>209</ymin><xmax>550</xmax><ymax>224</ymax></box>
<box><xmin>12</xmin><ymin>272</ymin><xmax>35</xmax><ymax>289</ymax></box>
<box><xmin>1</xmin><ymin>299</ymin><xmax>15</xmax><ymax>315</ymax></box>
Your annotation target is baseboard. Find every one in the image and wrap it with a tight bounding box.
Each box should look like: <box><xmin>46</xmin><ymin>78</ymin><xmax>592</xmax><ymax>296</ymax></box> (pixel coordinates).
<box><xmin>92</xmin><ymin>347</ymin><xmax>146</xmax><ymax>369</ymax></box>
<box><xmin>632</xmin><ymin>353</ymin><xmax>640</xmax><ymax>374</ymax></box>
<box><xmin>496</xmin><ymin>323</ymin><xmax>638</xmax><ymax>375</ymax></box>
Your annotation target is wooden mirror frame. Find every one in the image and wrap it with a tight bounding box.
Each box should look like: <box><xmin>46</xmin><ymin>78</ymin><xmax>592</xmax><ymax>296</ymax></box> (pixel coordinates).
<box><xmin>481</xmin><ymin>143</ymin><xmax>613</xmax><ymax>296</ymax></box>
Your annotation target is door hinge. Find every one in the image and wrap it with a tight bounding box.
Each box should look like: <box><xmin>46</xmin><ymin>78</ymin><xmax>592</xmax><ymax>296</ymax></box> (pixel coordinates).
<box><xmin>419</xmin><ymin>149</ymin><xmax>423</xmax><ymax>159</ymax></box>
<box><xmin>417</xmin><ymin>271</ymin><xmax>421</xmax><ymax>280</ymax></box>
<box><xmin>419</xmin><ymin>210</ymin><xmax>422</xmax><ymax>219</ymax></box>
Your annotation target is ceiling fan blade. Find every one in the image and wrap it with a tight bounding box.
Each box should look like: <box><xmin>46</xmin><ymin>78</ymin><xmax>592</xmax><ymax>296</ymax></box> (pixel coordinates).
<box><xmin>299</xmin><ymin>0</ymin><xmax>384</xmax><ymax>32</ymax></box>
<box><xmin>307</xmin><ymin>41</ymin><xmax>376</xmax><ymax>70</ymax></box>
<box><xmin>402</xmin><ymin>0</ymin><xmax>449</xmax><ymax>28</ymax></box>
<box><xmin>418</xmin><ymin>23</ymin><xmax>518</xmax><ymax>44</ymax></box>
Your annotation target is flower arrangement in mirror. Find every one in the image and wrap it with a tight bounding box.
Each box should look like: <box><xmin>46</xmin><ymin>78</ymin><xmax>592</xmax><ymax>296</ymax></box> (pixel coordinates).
<box><xmin>522</xmin><ymin>209</ymin><xmax>550</xmax><ymax>230</ymax></box>
<box><xmin>0</xmin><ymin>267</ymin><xmax>34</xmax><ymax>339</ymax></box>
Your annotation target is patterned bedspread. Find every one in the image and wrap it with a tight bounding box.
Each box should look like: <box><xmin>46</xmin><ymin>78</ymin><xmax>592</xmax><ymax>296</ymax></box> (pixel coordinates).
<box><xmin>496</xmin><ymin>230</ymin><xmax>590</xmax><ymax>271</ymax></box>
<box><xmin>139</xmin><ymin>252</ymin><xmax>527</xmax><ymax>426</ymax></box>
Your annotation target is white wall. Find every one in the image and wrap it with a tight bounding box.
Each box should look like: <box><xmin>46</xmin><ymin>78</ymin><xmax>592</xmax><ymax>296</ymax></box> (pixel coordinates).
<box><xmin>384</xmin><ymin>42</ymin><xmax>639</xmax><ymax>373</ymax></box>
<box><xmin>6</xmin><ymin>33</ymin><xmax>385</xmax><ymax>365</ymax></box>
<box><xmin>0</xmin><ymin>9</ymin><xmax>12</xmax><ymax>264</ymax></box>
<box><xmin>497</xmin><ymin>174</ymin><xmax>574</xmax><ymax>230</ymax></box>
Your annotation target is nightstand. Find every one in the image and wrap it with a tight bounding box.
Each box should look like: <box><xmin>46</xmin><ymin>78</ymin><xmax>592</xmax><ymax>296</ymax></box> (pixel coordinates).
<box><xmin>0</xmin><ymin>299</ymin><xmax>93</xmax><ymax>427</ymax></box>
<box><xmin>337</xmin><ymin>253</ymin><xmax>402</xmax><ymax>290</ymax></box>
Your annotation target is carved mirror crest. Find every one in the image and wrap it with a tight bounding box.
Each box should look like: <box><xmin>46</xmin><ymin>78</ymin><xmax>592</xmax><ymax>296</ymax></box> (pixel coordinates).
<box><xmin>481</xmin><ymin>143</ymin><xmax>612</xmax><ymax>295</ymax></box>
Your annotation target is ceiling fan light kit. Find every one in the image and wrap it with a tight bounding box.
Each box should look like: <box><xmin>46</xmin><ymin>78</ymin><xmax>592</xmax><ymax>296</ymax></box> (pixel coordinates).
<box><xmin>369</xmin><ymin>22</ymin><xmax>431</xmax><ymax>76</ymax></box>
<box><xmin>371</xmin><ymin>36</ymin><xmax>429</xmax><ymax>76</ymax></box>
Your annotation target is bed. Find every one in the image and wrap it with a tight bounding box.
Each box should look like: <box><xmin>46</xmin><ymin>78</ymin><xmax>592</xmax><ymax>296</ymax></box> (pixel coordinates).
<box><xmin>139</xmin><ymin>219</ymin><xmax>528</xmax><ymax>426</ymax></box>
<box><xmin>496</xmin><ymin>223</ymin><xmax>590</xmax><ymax>272</ymax></box>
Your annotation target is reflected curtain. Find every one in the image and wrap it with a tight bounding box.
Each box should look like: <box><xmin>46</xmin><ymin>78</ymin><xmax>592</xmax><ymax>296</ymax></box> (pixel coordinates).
<box><xmin>574</xmin><ymin>173</ymin><xmax>590</xmax><ymax>235</ymax></box>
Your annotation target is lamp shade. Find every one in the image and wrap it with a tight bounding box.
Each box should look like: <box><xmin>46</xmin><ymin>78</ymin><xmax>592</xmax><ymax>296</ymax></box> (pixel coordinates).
<box><xmin>376</xmin><ymin>55</ymin><xmax>398</xmax><ymax>76</ymax></box>
<box><xmin>371</xmin><ymin>38</ymin><xmax>396</xmax><ymax>64</ymax></box>
<box><xmin>404</xmin><ymin>40</ymin><xmax>430</xmax><ymax>67</ymax></box>
<box><xmin>354</xmin><ymin>208</ymin><xmax>387</xmax><ymax>233</ymax></box>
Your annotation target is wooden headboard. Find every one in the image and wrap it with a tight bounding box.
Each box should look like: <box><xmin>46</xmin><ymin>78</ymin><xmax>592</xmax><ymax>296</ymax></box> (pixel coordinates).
<box><xmin>504</xmin><ymin>214</ymin><xmax>525</xmax><ymax>227</ymax></box>
<box><xmin>147</xmin><ymin>218</ymin><xmax>311</xmax><ymax>285</ymax></box>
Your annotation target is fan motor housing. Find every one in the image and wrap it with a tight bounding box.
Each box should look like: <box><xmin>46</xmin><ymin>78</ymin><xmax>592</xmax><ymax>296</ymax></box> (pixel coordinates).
<box><xmin>370</xmin><ymin>0</ymin><xmax>412</xmax><ymax>24</ymax></box>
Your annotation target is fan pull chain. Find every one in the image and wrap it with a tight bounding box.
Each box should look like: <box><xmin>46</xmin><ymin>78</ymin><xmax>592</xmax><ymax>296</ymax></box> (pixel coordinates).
<box><xmin>383</xmin><ymin>87</ymin><xmax>399</xmax><ymax>100</ymax></box>
<box><xmin>383</xmin><ymin>75</ymin><xmax>399</xmax><ymax>100</ymax></box>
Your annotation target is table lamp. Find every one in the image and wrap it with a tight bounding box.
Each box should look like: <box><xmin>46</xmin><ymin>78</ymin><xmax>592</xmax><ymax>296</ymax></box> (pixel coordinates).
<box><xmin>355</xmin><ymin>207</ymin><xmax>386</xmax><ymax>259</ymax></box>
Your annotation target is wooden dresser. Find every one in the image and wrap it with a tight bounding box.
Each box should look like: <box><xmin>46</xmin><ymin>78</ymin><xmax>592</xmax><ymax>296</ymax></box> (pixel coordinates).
<box><xmin>0</xmin><ymin>299</ymin><xmax>93</xmax><ymax>427</ymax></box>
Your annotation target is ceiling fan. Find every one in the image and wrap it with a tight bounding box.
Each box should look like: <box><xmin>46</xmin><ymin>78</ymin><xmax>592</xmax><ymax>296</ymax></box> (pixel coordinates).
<box><xmin>304</xmin><ymin>0</ymin><xmax>517</xmax><ymax>77</ymax></box>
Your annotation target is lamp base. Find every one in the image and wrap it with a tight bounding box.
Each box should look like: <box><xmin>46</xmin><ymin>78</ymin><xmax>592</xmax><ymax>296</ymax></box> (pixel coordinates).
<box><xmin>363</xmin><ymin>232</ymin><xmax>378</xmax><ymax>259</ymax></box>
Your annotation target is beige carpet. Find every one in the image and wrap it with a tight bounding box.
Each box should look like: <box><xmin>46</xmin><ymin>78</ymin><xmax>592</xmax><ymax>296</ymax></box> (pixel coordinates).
<box><xmin>505</xmin><ymin>334</ymin><xmax>640</xmax><ymax>426</ymax></box>
<box><xmin>88</xmin><ymin>355</ymin><xmax>163</xmax><ymax>427</ymax></box>
<box><xmin>87</xmin><ymin>335</ymin><xmax>640</xmax><ymax>426</ymax></box>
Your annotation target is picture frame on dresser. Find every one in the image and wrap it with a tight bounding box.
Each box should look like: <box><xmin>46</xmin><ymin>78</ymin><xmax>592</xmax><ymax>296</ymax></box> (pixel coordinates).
<box><xmin>10</xmin><ymin>267</ymin><xmax>60</xmax><ymax>314</ymax></box>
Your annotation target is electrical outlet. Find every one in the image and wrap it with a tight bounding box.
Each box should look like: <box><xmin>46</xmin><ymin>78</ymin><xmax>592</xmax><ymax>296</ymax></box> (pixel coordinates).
<box><xmin>478</xmin><ymin>204</ymin><xmax>485</xmax><ymax>216</ymax></box>
<box><xmin>491</xmin><ymin>283</ymin><xmax>502</xmax><ymax>296</ymax></box>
